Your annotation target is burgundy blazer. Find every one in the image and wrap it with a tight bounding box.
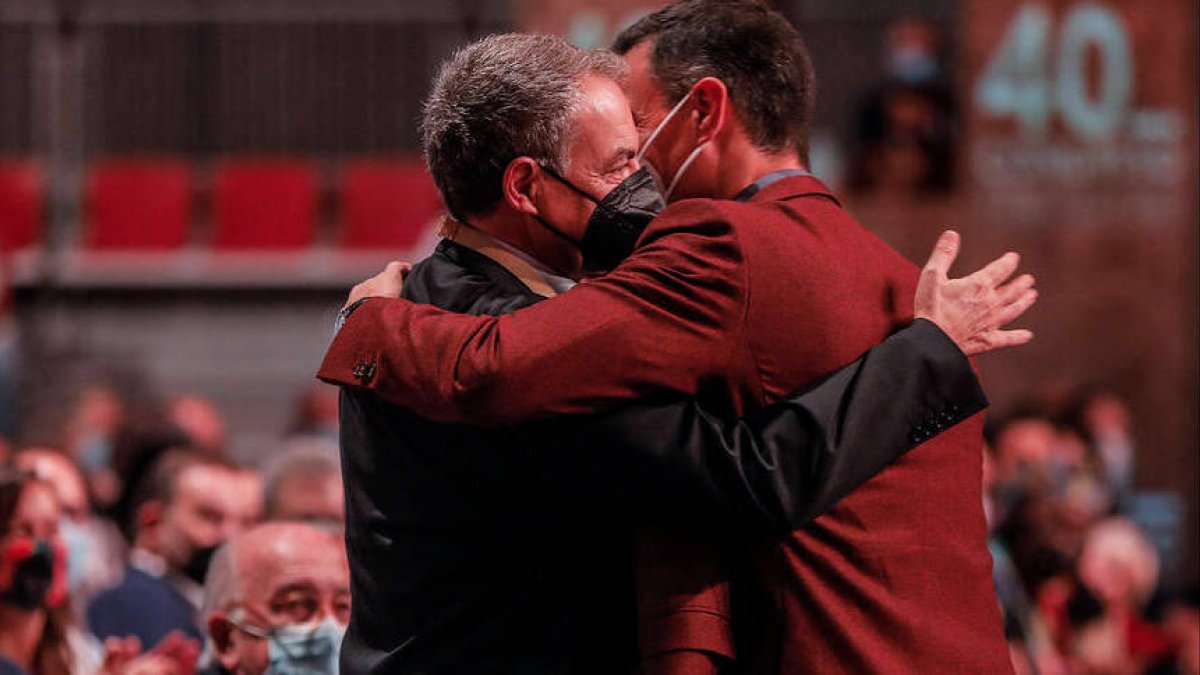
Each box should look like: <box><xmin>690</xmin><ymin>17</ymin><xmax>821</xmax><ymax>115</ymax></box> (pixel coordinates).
<box><xmin>319</xmin><ymin>175</ymin><xmax>1012</xmax><ymax>674</ymax></box>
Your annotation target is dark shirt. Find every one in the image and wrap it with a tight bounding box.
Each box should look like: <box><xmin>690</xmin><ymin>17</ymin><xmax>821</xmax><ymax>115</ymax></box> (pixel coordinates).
<box><xmin>87</xmin><ymin>566</ymin><xmax>203</xmax><ymax>649</ymax></box>
<box><xmin>0</xmin><ymin>654</ymin><xmax>26</xmax><ymax>675</ymax></box>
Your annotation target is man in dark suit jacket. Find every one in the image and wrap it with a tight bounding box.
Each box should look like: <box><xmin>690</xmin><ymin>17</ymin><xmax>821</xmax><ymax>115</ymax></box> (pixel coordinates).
<box><xmin>320</xmin><ymin>26</ymin><xmax>1034</xmax><ymax>675</ymax></box>
<box><xmin>89</xmin><ymin>451</ymin><xmax>244</xmax><ymax>650</ymax></box>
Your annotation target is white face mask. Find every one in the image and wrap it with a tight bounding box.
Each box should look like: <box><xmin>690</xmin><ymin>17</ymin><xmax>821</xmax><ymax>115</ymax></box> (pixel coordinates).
<box><xmin>636</xmin><ymin>88</ymin><xmax>708</xmax><ymax>202</ymax></box>
<box><xmin>228</xmin><ymin>609</ymin><xmax>346</xmax><ymax>675</ymax></box>
<box><xmin>265</xmin><ymin>617</ymin><xmax>345</xmax><ymax>675</ymax></box>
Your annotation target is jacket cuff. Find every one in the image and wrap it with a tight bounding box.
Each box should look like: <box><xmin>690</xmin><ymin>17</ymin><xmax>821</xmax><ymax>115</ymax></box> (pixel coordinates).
<box><xmin>317</xmin><ymin>299</ymin><xmax>383</xmax><ymax>389</ymax></box>
<box><xmin>639</xmin><ymin>608</ymin><xmax>736</xmax><ymax>661</ymax></box>
<box><xmin>900</xmin><ymin>318</ymin><xmax>988</xmax><ymax>446</ymax></box>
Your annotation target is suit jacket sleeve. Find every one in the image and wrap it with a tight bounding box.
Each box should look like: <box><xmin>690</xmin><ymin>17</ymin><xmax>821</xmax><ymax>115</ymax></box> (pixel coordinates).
<box><xmin>317</xmin><ymin>203</ymin><xmax>748</xmax><ymax>425</ymax></box>
<box><xmin>524</xmin><ymin>318</ymin><xmax>987</xmax><ymax>532</ymax></box>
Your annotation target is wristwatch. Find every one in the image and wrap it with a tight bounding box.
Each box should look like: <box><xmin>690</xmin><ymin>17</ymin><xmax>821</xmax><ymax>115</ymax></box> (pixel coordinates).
<box><xmin>334</xmin><ymin>297</ymin><xmax>373</xmax><ymax>334</ymax></box>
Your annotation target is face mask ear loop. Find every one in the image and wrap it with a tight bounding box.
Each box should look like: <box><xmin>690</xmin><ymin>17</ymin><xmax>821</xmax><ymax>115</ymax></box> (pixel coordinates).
<box><xmin>636</xmin><ymin>91</ymin><xmax>693</xmax><ymax>164</ymax></box>
<box><xmin>664</xmin><ymin>143</ymin><xmax>706</xmax><ymax>201</ymax></box>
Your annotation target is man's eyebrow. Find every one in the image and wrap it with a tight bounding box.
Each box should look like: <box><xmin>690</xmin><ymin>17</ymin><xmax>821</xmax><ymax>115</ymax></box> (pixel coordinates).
<box><xmin>269</xmin><ymin>581</ymin><xmax>318</xmax><ymax>600</ymax></box>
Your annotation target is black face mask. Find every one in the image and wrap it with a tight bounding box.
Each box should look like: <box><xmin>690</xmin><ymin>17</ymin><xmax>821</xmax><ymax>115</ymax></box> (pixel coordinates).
<box><xmin>181</xmin><ymin>544</ymin><xmax>219</xmax><ymax>585</ymax></box>
<box><xmin>535</xmin><ymin>165</ymin><xmax>666</xmax><ymax>275</ymax></box>
<box><xmin>0</xmin><ymin>541</ymin><xmax>56</xmax><ymax>610</ymax></box>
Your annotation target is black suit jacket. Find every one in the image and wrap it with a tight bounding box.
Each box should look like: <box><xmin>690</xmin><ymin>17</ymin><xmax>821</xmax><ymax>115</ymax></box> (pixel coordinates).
<box><xmin>335</xmin><ymin>239</ymin><xmax>985</xmax><ymax>674</ymax></box>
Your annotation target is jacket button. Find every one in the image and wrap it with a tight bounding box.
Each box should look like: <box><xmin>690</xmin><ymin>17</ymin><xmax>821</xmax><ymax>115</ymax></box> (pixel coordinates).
<box><xmin>352</xmin><ymin>361</ymin><xmax>376</xmax><ymax>383</ymax></box>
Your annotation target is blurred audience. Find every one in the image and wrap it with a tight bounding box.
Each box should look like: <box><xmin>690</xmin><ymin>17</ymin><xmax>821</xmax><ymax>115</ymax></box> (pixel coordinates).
<box><xmin>1</xmin><ymin>366</ymin><xmax>1196</xmax><ymax>675</ymax></box>
<box><xmin>261</xmin><ymin>439</ymin><xmax>342</xmax><ymax>528</ymax></box>
<box><xmin>984</xmin><ymin>386</ymin><xmax>1198</xmax><ymax>674</ymax></box>
<box><xmin>849</xmin><ymin>17</ymin><xmax>958</xmax><ymax>196</ymax></box>
<box><xmin>62</xmin><ymin>386</ymin><xmax>129</xmax><ymax>511</ymax></box>
<box><xmin>167</xmin><ymin>397</ymin><xmax>228</xmax><ymax>460</ymax></box>
<box><xmin>1</xmin><ymin>469</ymin><xmax>79</xmax><ymax>675</ymax></box>
<box><xmin>12</xmin><ymin>449</ymin><xmax>125</xmax><ymax>618</ymax></box>
<box><xmin>87</xmin><ymin>451</ymin><xmax>254</xmax><ymax>650</ymax></box>
<box><xmin>199</xmin><ymin>522</ymin><xmax>349</xmax><ymax>675</ymax></box>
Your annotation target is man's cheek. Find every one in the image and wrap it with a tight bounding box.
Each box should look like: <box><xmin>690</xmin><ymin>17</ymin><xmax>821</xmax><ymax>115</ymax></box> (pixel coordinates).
<box><xmin>235</xmin><ymin>633</ymin><xmax>271</xmax><ymax>675</ymax></box>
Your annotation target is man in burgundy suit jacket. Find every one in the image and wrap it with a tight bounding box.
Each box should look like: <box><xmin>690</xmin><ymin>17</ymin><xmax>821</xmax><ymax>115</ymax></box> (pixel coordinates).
<box><xmin>321</xmin><ymin>4</ymin><xmax>1034</xmax><ymax>673</ymax></box>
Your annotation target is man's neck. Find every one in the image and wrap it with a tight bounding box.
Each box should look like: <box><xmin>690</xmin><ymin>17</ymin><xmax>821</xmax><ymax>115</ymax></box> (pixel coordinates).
<box><xmin>714</xmin><ymin>145</ymin><xmax>807</xmax><ymax>200</ymax></box>
<box><xmin>462</xmin><ymin>214</ymin><xmax>578</xmax><ymax>280</ymax></box>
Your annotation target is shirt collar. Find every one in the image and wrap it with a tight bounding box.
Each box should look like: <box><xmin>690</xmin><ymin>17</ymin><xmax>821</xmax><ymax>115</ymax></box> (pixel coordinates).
<box><xmin>439</xmin><ymin>220</ymin><xmax>575</xmax><ymax>297</ymax></box>
<box><xmin>130</xmin><ymin>547</ymin><xmax>168</xmax><ymax>578</ymax></box>
<box><xmin>733</xmin><ymin>169</ymin><xmax>813</xmax><ymax>202</ymax></box>
<box><xmin>487</xmin><ymin>232</ymin><xmax>576</xmax><ymax>295</ymax></box>
<box><xmin>130</xmin><ymin>547</ymin><xmax>204</xmax><ymax>610</ymax></box>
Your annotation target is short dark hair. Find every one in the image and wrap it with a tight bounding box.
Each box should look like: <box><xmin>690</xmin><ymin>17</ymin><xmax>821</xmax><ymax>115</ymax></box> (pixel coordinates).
<box><xmin>421</xmin><ymin>33</ymin><xmax>625</xmax><ymax>220</ymax></box>
<box><xmin>612</xmin><ymin>0</ymin><xmax>816</xmax><ymax>162</ymax></box>
<box><xmin>128</xmin><ymin>449</ymin><xmax>233</xmax><ymax>532</ymax></box>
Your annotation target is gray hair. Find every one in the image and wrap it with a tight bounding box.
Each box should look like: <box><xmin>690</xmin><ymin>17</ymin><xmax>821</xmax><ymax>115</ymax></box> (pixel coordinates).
<box><xmin>421</xmin><ymin>33</ymin><xmax>626</xmax><ymax>220</ymax></box>
<box><xmin>261</xmin><ymin>437</ymin><xmax>341</xmax><ymax>517</ymax></box>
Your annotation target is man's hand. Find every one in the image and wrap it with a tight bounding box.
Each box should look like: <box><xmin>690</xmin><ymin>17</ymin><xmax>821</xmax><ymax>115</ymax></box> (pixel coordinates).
<box><xmin>345</xmin><ymin>261</ymin><xmax>412</xmax><ymax>310</ymax></box>
<box><xmin>916</xmin><ymin>230</ymin><xmax>1037</xmax><ymax>356</ymax></box>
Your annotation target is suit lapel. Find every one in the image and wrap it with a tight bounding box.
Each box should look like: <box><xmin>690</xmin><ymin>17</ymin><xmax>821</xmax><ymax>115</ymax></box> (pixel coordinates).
<box><xmin>439</xmin><ymin>220</ymin><xmax>559</xmax><ymax>299</ymax></box>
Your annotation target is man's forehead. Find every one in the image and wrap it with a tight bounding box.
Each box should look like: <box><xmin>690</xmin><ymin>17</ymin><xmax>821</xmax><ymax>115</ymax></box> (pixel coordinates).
<box><xmin>239</xmin><ymin>535</ymin><xmax>347</xmax><ymax>595</ymax></box>
<box><xmin>620</xmin><ymin>41</ymin><xmax>669</xmax><ymax>115</ymax></box>
<box><xmin>177</xmin><ymin>462</ymin><xmax>234</xmax><ymax>495</ymax></box>
<box><xmin>570</xmin><ymin>75</ymin><xmax>638</xmax><ymax>154</ymax></box>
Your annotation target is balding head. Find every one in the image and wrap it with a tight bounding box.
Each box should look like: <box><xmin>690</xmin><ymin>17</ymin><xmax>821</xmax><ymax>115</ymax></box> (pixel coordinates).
<box><xmin>203</xmin><ymin>522</ymin><xmax>349</xmax><ymax>675</ymax></box>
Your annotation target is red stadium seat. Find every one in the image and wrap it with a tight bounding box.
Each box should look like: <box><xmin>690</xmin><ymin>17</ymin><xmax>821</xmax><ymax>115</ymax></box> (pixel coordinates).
<box><xmin>0</xmin><ymin>158</ymin><xmax>44</xmax><ymax>253</ymax></box>
<box><xmin>213</xmin><ymin>158</ymin><xmax>318</xmax><ymax>250</ymax></box>
<box><xmin>339</xmin><ymin>158</ymin><xmax>443</xmax><ymax>250</ymax></box>
<box><xmin>85</xmin><ymin>158</ymin><xmax>191</xmax><ymax>250</ymax></box>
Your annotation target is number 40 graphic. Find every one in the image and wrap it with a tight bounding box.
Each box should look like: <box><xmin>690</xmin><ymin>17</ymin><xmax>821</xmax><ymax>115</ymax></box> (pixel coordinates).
<box><xmin>975</xmin><ymin>2</ymin><xmax>1133</xmax><ymax>142</ymax></box>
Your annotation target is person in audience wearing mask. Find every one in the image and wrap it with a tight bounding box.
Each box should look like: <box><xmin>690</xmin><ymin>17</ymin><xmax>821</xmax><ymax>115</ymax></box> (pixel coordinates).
<box><xmin>199</xmin><ymin>522</ymin><xmax>349</xmax><ymax>675</ymax></box>
<box><xmin>12</xmin><ymin>448</ymin><xmax>125</xmax><ymax>618</ymax></box>
<box><xmin>87</xmin><ymin>450</ymin><xmax>246</xmax><ymax>650</ymax></box>
<box><xmin>260</xmin><ymin>440</ymin><xmax>343</xmax><ymax>529</ymax></box>
<box><xmin>1</xmin><ymin>467</ymin><xmax>201</xmax><ymax>675</ymax></box>
<box><xmin>849</xmin><ymin>16</ymin><xmax>957</xmax><ymax>195</ymax></box>
<box><xmin>0</xmin><ymin>469</ymin><xmax>74</xmax><ymax>675</ymax></box>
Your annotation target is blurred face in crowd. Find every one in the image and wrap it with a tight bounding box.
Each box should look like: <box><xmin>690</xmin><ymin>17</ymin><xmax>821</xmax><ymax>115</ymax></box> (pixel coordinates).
<box><xmin>0</xmin><ymin>480</ymin><xmax>66</xmax><ymax>614</ymax></box>
<box><xmin>993</xmin><ymin>418</ymin><xmax>1057</xmax><ymax>483</ymax></box>
<box><xmin>210</xmin><ymin>524</ymin><xmax>350</xmax><ymax>675</ymax></box>
<box><xmin>884</xmin><ymin>18</ymin><xmax>940</xmax><ymax>84</ymax></box>
<box><xmin>269</xmin><ymin>470</ymin><xmax>343</xmax><ymax>526</ymax></box>
<box><xmin>1077</xmin><ymin>518</ymin><xmax>1159</xmax><ymax>610</ymax></box>
<box><xmin>15</xmin><ymin>448</ymin><xmax>89</xmax><ymax>522</ymax></box>
<box><xmin>169</xmin><ymin>395</ymin><xmax>228</xmax><ymax>457</ymax></box>
<box><xmin>145</xmin><ymin>462</ymin><xmax>246</xmax><ymax>577</ymax></box>
<box><xmin>1083</xmin><ymin>394</ymin><xmax>1131</xmax><ymax>439</ymax></box>
<box><xmin>5</xmin><ymin>480</ymin><xmax>60</xmax><ymax>542</ymax></box>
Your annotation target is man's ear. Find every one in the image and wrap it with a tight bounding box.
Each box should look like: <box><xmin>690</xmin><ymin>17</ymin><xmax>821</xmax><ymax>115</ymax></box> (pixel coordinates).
<box><xmin>208</xmin><ymin>613</ymin><xmax>240</xmax><ymax>671</ymax></box>
<box><xmin>690</xmin><ymin>77</ymin><xmax>729</xmax><ymax>145</ymax></box>
<box><xmin>502</xmin><ymin>157</ymin><xmax>542</xmax><ymax>216</ymax></box>
<box><xmin>136</xmin><ymin>501</ymin><xmax>164</xmax><ymax>539</ymax></box>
